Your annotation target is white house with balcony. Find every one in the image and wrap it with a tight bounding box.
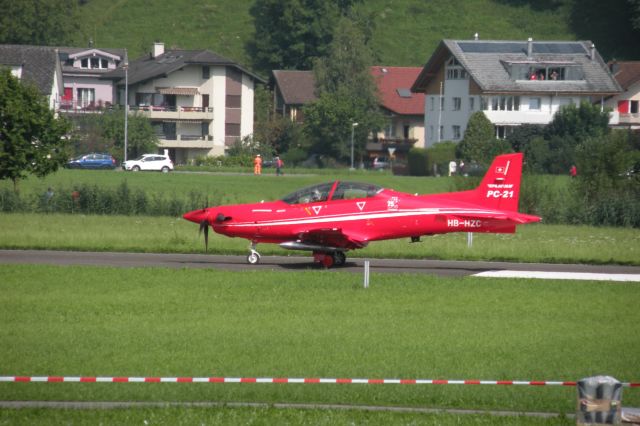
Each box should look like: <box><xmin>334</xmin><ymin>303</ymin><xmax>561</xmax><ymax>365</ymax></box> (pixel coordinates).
<box><xmin>411</xmin><ymin>38</ymin><xmax>622</xmax><ymax>148</ymax></box>
<box><xmin>604</xmin><ymin>61</ymin><xmax>640</xmax><ymax>130</ymax></box>
<box><xmin>57</xmin><ymin>46</ymin><xmax>127</xmax><ymax>112</ymax></box>
<box><xmin>107</xmin><ymin>43</ymin><xmax>266</xmax><ymax>164</ymax></box>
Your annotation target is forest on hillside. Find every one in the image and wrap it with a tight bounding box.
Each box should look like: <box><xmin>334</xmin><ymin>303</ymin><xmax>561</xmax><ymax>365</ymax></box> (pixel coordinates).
<box><xmin>1</xmin><ymin>0</ymin><xmax>639</xmax><ymax>68</ymax></box>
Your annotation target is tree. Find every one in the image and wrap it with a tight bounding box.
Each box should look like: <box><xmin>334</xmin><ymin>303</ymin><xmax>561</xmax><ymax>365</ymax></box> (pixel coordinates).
<box><xmin>303</xmin><ymin>17</ymin><xmax>384</xmax><ymax>165</ymax></box>
<box><xmin>0</xmin><ymin>69</ymin><xmax>71</xmax><ymax>192</ymax></box>
<box><xmin>542</xmin><ymin>101</ymin><xmax>611</xmax><ymax>173</ymax></box>
<box><xmin>247</xmin><ymin>0</ymin><xmax>361</xmax><ymax>74</ymax></box>
<box><xmin>0</xmin><ymin>0</ymin><xmax>79</xmax><ymax>46</ymax></box>
<box><xmin>456</xmin><ymin>111</ymin><xmax>511</xmax><ymax>165</ymax></box>
<box><xmin>97</xmin><ymin>108</ymin><xmax>158</xmax><ymax>161</ymax></box>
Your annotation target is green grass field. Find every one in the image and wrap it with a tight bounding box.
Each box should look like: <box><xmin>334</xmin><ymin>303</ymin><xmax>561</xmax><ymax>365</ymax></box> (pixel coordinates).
<box><xmin>1</xmin><ymin>265</ymin><xmax>637</xmax><ymax>424</ymax></box>
<box><xmin>0</xmin><ymin>213</ymin><xmax>638</xmax><ymax>265</ymax></box>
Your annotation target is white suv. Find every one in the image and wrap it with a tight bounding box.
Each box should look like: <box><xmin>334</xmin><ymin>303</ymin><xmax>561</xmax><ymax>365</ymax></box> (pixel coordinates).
<box><xmin>122</xmin><ymin>154</ymin><xmax>174</xmax><ymax>173</ymax></box>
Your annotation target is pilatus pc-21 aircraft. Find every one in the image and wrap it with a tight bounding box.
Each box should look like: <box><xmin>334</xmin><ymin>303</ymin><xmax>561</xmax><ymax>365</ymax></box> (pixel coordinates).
<box><xmin>183</xmin><ymin>153</ymin><xmax>540</xmax><ymax>267</ymax></box>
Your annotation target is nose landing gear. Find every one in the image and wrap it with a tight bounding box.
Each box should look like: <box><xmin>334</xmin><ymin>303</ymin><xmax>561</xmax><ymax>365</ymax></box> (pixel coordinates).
<box><xmin>246</xmin><ymin>242</ymin><xmax>261</xmax><ymax>264</ymax></box>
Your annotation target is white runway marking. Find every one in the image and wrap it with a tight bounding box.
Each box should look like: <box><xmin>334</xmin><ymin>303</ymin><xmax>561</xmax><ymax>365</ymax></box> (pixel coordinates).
<box><xmin>473</xmin><ymin>270</ymin><xmax>640</xmax><ymax>282</ymax></box>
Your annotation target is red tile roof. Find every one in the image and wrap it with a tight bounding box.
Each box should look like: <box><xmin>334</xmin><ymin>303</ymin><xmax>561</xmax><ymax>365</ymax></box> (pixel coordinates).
<box><xmin>371</xmin><ymin>66</ymin><xmax>425</xmax><ymax>115</ymax></box>
<box><xmin>609</xmin><ymin>61</ymin><xmax>640</xmax><ymax>90</ymax></box>
<box><xmin>272</xmin><ymin>67</ymin><xmax>425</xmax><ymax>117</ymax></box>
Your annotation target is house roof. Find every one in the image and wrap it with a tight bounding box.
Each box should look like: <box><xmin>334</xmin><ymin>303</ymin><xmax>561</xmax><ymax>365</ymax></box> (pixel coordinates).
<box><xmin>273</xmin><ymin>67</ymin><xmax>425</xmax><ymax>116</ymax></box>
<box><xmin>272</xmin><ymin>70</ymin><xmax>317</xmax><ymax>105</ymax></box>
<box><xmin>57</xmin><ymin>47</ymin><xmax>127</xmax><ymax>78</ymax></box>
<box><xmin>106</xmin><ymin>49</ymin><xmax>266</xmax><ymax>85</ymax></box>
<box><xmin>608</xmin><ymin>61</ymin><xmax>640</xmax><ymax>90</ymax></box>
<box><xmin>412</xmin><ymin>39</ymin><xmax>622</xmax><ymax>95</ymax></box>
<box><xmin>371</xmin><ymin>66</ymin><xmax>424</xmax><ymax>115</ymax></box>
<box><xmin>0</xmin><ymin>44</ymin><xmax>60</xmax><ymax>95</ymax></box>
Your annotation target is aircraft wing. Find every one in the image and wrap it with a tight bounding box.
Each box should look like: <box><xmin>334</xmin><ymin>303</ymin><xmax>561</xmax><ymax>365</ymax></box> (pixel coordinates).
<box><xmin>296</xmin><ymin>227</ymin><xmax>369</xmax><ymax>250</ymax></box>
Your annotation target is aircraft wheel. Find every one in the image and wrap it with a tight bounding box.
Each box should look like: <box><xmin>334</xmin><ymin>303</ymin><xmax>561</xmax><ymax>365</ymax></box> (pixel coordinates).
<box><xmin>322</xmin><ymin>254</ymin><xmax>334</xmax><ymax>269</ymax></box>
<box><xmin>247</xmin><ymin>251</ymin><xmax>261</xmax><ymax>265</ymax></box>
<box><xmin>334</xmin><ymin>251</ymin><xmax>346</xmax><ymax>266</ymax></box>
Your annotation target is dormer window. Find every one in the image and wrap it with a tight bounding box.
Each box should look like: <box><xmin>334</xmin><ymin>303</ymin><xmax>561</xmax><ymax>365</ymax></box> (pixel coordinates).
<box><xmin>503</xmin><ymin>60</ymin><xmax>584</xmax><ymax>81</ymax></box>
<box><xmin>446</xmin><ymin>57</ymin><xmax>468</xmax><ymax>80</ymax></box>
<box><xmin>80</xmin><ymin>56</ymin><xmax>110</xmax><ymax>69</ymax></box>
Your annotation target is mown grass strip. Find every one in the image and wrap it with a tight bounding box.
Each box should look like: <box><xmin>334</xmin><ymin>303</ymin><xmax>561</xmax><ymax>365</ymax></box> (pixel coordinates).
<box><xmin>1</xmin><ymin>265</ymin><xmax>638</xmax><ymax>414</ymax></box>
<box><xmin>0</xmin><ymin>213</ymin><xmax>638</xmax><ymax>265</ymax></box>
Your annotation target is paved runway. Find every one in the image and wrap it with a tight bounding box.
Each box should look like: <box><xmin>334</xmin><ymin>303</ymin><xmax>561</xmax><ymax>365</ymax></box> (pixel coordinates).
<box><xmin>1</xmin><ymin>249</ymin><xmax>639</xmax><ymax>280</ymax></box>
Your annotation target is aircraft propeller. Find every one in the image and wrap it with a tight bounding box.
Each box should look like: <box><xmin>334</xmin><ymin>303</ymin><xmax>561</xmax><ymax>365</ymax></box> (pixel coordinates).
<box><xmin>199</xmin><ymin>219</ymin><xmax>209</xmax><ymax>251</ymax></box>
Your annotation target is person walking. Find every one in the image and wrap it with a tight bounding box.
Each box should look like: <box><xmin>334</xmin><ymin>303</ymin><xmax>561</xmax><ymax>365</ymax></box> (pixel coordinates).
<box><xmin>570</xmin><ymin>164</ymin><xmax>577</xmax><ymax>178</ymax></box>
<box><xmin>275</xmin><ymin>156</ymin><xmax>284</xmax><ymax>176</ymax></box>
<box><xmin>253</xmin><ymin>154</ymin><xmax>262</xmax><ymax>175</ymax></box>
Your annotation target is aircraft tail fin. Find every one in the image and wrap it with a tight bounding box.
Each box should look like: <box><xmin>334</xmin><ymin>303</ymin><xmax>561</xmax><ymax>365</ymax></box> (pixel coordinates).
<box><xmin>474</xmin><ymin>152</ymin><xmax>524</xmax><ymax>212</ymax></box>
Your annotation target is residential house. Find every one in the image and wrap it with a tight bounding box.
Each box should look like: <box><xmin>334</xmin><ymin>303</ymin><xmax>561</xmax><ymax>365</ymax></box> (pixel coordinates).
<box><xmin>605</xmin><ymin>61</ymin><xmax>640</xmax><ymax>130</ymax></box>
<box><xmin>272</xmin><ymin>70</ymin><xmax>317</xmax><ymax>123</ymax></box>
<box><xmin>272</xmin><ymin>66</ymin><xmax>425</xmax><ymax>163</ymax></box>
<box><xmin>107</xmin><ymin>43</ymin><xmax>266</xmax><ymax>163</ymax></box>
<box><xmin>411</xmin><ymin>38</ymin><xmax>622</xmax><ymax>148</ymax></box>
<box><xmin>56</xmin><ymin>46</ymin><xmax>127</xmax><ymax>112</ymax></box>
<box><xmin>0</xmin><ymin>44</ymin><xmax>63</xmax><ymax>111</ymax></box>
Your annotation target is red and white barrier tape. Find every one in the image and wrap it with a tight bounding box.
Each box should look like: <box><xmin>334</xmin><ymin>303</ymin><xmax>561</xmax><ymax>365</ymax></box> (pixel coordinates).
<box><xmin>1</xmin><ymin>376</ymin><xmax>639</xmax><ymax>387</ymax></box>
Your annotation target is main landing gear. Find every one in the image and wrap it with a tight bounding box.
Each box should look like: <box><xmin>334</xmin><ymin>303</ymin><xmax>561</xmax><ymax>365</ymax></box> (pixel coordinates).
<box><xmin>313</xmin><ymin>251</ymin><xmax>346</xmax><ymax>268</ymax></box>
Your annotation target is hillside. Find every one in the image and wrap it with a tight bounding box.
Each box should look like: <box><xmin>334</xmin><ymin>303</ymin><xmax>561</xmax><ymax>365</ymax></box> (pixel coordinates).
<box><xmin>72</xmin><ymin>0</ymin><xmax>576</xmax><ymax>70</ymax></box>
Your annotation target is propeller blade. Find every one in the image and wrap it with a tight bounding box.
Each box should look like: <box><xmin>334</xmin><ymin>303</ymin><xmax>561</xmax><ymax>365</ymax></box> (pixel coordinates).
<box><xmin>199</xmin><ymin>220</ymin><xmax>209</xmax><ymax>252</ymax></box>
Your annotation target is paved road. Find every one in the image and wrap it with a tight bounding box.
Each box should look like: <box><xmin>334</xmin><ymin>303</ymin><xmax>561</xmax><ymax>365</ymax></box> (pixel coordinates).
<box><xmin>2</xmin><ymin>249</ymin><xmax>639</xmax><ymax>278</ymax></box>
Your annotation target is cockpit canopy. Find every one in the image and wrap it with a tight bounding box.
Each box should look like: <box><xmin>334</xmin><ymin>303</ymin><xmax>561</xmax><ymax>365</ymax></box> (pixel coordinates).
<box><xmin>281</xmin><ymin>181</ymin><xmax>383</xmax><ymax>205</ymax></box>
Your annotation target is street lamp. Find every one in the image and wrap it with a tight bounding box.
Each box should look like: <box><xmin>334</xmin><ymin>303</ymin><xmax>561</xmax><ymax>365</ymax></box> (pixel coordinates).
<box><xmin>350</xmin><ymin>122</ymin><xmax>358</xmax><ymax>170</ymax></box>
<box><xmin>123</xmin><ymin>50</ymin><xmax>129</xmax><ymax>163</ymax></box>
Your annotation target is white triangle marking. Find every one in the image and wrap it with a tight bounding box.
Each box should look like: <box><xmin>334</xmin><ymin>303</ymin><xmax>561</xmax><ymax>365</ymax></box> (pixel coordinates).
<box><xmin>357</xmin><ymin>202</ymin><xmax>366</xmax><ymax>211</ymax></box>
<box><xmin>312</xmin><ymin>206</ymin><xmax>322</xmax><ymax>215</ymax></box>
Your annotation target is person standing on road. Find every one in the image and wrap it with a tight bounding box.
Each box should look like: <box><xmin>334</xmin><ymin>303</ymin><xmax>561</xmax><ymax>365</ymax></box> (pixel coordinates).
<box><xmin>254</xmin><ymin>154</ymin><xmax>262</xmax><ymax>175</ymax></box>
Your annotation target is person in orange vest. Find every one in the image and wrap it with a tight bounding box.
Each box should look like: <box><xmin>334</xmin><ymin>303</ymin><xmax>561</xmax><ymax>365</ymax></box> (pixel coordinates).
<box><xmin>253</xmin><ymin>154</ymin><xmax>262</xmax><ymax>175</ymax></box>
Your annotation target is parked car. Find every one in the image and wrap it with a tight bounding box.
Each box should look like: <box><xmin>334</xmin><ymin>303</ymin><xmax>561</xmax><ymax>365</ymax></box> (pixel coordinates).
<box><xmin>122</xmin><ymin>154</ymin><xmax>174</xmax><ymax>172</ymax></box>
<box><xmin>371</xmin><ymin>156</ymin><xmax>390</xmax><ymax>170</ymax></box>
<box><xmin>65</xmin><ymin>153</ymin><xmax>117</xmax><ymax>169</ymax></box>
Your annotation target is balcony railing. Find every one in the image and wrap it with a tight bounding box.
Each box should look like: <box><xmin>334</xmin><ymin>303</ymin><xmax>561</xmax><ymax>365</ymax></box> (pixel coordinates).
<box><xmin>619</xmin><ymin>112</ymin><xmax>640</xmax><ymax>125</ymax></box>
<box><xmin>57</xmin><ymin>99</ymin><xmax>113</xmax><ymax>113</ymax></box>
<box><xmin>132</xmin><ymin>105</ymin><xmax>214</xmax><ymax>121</ymax></box>
<box><xmin>156</xmin><ymin>134</ymin><xmax>214</xmax><ymax>148</ymax></box>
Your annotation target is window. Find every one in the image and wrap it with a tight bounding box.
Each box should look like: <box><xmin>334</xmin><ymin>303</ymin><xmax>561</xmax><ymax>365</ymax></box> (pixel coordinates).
<box><xmin>452</xmin><ymin>97</ymin><xmax>461</xmax><ymax>111</ymax></box>
<box><xmin>481</xmin><ymin>97</ymin><xmax>489</xmax><ymax>111</ymax></box>
<box><xmin>440</xmin><ymin>97</ymin><xmax>445</xmax><ymax>111</ymax></box>
<box><xmin>445</xmin><ymin>57</ymin><xmax>468</xmax><ymax>80</ymax></box>
<box><xmin>76</xmin><ymin>88</ymin><xmax>95</xmax><ymax>107</ymax></box>
<box><xmin>529</xmin><ymin>97</ymin><xmax>541</xmax><ymax>111</ymax></box>
<box><xmin>202</xmin><ymin>66</ymin><xmax>210</xmax><ymax>79</ymax></box>
<box><xmin>631</xmin><ymin>100</ymin><xmax>639</xmax><ymax>114</ymax></box>
<box><xmin>429</xmin><ymin>126</ymin><xmax>434</xmax><ymax>140</ymax></box>
<box><xmin>439</xmin><ymin>126</ymin><xmax>444</xmax><ymax>140</ymax></box>
<box><xmin>430</xmin><ymin>97</ymin><xmax>435</xmax><ymax>111</ymax></box>
<box><xmin>452</xmin><ymin>125</ymin><xmax>461</xmax><ymax>140</ymax></box>
<box><xmin>485</xmin><ymin>96</ymin><xmax>520</xmax><ymax>111</ymax></box>
<box><xmin>90</xmin><ymin>58</ymin><xmax>100</xmax><ymax>68</ymax></box>
<box><xmin>469</xmin><ymin>97</ymin><xmax>475</xmax><ymax>111</ymax></box>
<box><xmin>101</xmin><ymin>59</ymin><xmax>108</xmax><ymax>68</ymax></box>
<box><xmin>495</xmin><ymin>126</ymin><xmax>516</xmax><ymax>139</ymax></box>
<box><xmin>81</xmin><ymin>58</ymin><xmax>88</xmax><ymax>68</ymax></box>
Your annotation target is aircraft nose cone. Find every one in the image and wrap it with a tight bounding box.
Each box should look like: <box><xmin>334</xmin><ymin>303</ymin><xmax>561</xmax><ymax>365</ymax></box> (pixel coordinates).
<box><xmin>183</xmin><ymin>208</ymin><xmax>208</xmax><ymax>224</ymax></box>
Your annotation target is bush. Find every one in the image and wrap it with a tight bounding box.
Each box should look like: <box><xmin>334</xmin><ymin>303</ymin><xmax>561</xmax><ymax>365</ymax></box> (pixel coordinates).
<box><xmin>426</xmin><ymin>141</ymin><xmax>457</xmax><ymax>176</ymax></box>
<box><xmin>407</xmin><ymin>148</ymin><xmax>428</xmax><ymax>176</ymax></box>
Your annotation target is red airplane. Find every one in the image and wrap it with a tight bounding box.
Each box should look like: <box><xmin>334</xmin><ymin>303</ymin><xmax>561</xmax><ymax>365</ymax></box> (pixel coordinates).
<box><xmin>183</xmin><ymin>153</ymin><xmax>540</xmax><ymax>267</ymax></box>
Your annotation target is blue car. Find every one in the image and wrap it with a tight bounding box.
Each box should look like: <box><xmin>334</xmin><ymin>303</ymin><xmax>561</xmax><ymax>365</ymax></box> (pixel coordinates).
<box><xmin>66</xmin><ymin>153</ymin><xmax>117</xmax><ymax>169</ymax></box>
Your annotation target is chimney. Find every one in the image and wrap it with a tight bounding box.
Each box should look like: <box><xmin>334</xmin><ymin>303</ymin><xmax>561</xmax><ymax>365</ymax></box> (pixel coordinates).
<box><xmin>152</xmin><ymin>42</ymin><xmax>165</xmax><ymax>58</ymax></box>
<box><xmin>527</xmin><ymin>37</ymin><xmax>533</xmax><ymax>58</ymax></box>
<box><xmin>590</xmin><ymin>43</ymin><xmax>596</xmax><ymax>61</ymax></box>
